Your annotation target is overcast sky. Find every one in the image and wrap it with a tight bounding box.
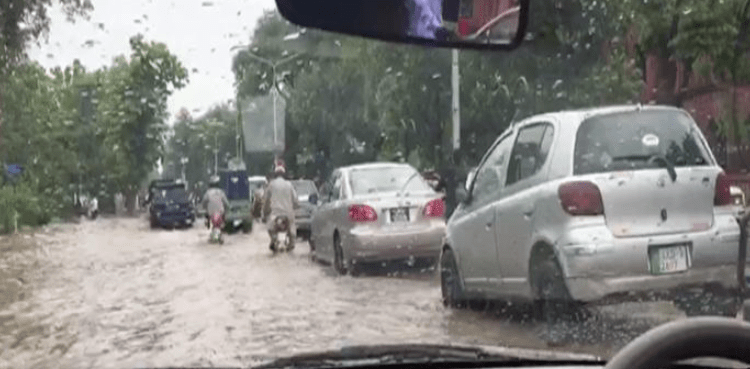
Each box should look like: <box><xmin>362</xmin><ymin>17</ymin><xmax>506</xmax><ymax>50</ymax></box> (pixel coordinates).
<box><xmin>27</xmin><ymin>0</ymin><xmax>277</xmax><ymax>121</ymax></box>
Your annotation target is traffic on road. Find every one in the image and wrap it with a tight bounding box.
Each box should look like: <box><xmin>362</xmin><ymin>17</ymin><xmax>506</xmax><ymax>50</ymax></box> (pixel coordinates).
<box><xmin>4</xmin><ymin>0</ymin><xmax>750</xmax><ymax>368</ymax></box>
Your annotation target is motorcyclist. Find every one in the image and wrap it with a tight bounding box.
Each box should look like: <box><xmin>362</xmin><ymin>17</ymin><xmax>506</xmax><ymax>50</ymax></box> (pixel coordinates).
<box><xmin>202</xmin><ymin>175</ymin><xmax>230</xmax><ymax>229</ymax></box>
<box><xmin>263</xmin><ymin>165</ymin><xmax>299</xmax><ymax>251</ymax></box>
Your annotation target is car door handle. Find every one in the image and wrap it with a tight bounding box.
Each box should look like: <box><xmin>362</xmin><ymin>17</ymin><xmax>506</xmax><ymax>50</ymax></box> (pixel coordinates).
<box><xmin>522</xmin><ymin>207</ymin><xmax>534</xmax><ymax>218</ymax></box>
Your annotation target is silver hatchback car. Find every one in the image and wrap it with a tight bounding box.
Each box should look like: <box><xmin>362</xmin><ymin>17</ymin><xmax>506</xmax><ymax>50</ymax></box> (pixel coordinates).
<box><xmin>311</xmin><ymin>162</ymin><xmax>447</xmax><ymax>275</ymax></box>
<box><xmin>441</xmin><ymin>105</ymin><xmax>743</xmax><ymax>318</ymax></box>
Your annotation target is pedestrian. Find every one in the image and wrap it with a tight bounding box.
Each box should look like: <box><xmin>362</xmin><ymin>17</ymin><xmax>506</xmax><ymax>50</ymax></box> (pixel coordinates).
<box><xmin>263</xmin><ymin>165</ymin><xmax>300</xmax><ymax>251</ymax></box>
<box><xmin>404</xmin><ymin>0</ymin><xmax>453</xmax><ymax>40</ymax></box>
<box><xmin>436</xmin><ymin>151</ymin><xmax>466</xmax><ymax>219</ymax></box>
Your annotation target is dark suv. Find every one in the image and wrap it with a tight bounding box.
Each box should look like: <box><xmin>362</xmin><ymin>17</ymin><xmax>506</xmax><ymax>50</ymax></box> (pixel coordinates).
<box><xmin>147</xmin><ymin>180</ymin><xmax>195</xmax><ymax>229</ymax></box>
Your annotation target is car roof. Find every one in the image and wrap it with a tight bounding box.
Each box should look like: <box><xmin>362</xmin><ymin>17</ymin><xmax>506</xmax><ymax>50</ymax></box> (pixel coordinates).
<box><xmin>340</xmin><ymin>162</ymin><xmax>414</xmax><ymax>172</ymax></box>
<box><xmin>517</xmin><ymin>104</ymin><xmax>685</xmax><ymax>127</ymax></box>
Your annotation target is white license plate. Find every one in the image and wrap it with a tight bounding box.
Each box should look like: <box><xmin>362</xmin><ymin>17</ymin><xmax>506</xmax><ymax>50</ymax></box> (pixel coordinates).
<box><xmin>390</xmin><ymin>208</ymin><xmax>409</xmax><ymax>223</ymax></box>
<box><xmin>650</xmin><ymin>245</ymin><xmax>690</xmax><ymax>274</ymax></box>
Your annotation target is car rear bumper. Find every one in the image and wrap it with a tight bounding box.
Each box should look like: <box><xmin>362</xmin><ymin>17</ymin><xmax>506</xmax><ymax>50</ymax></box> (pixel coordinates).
<box><xmin>153</xmin><ymin>212</ymin><xmax>195</xmax><ymax>225</ymax></box>
<box><xmin>344</xmin><ymin>221</ymin><xmax>446</xmax><ymax>262</ymax></box>
<box><xmin>295</xmin><ymin>216</ymin><xmax>311</xmax><ymax>231</ymax></box>
<box><xmin>566</xmin><ymin>265</ymin><xmax>740</xmax><ymax>303</ymax></box>
<box><xmin>558</xmin><ymin>213</ymin><xmax>742</xmax><ymax>303</ymax></box>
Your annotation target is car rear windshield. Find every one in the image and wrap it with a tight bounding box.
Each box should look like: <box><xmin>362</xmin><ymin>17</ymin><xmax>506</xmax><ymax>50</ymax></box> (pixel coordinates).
<box><xmin>292</xmin><ymin>181</ymin><xmax>317</xmax><ymax>196</ymax></box>
<box><xmin>153</xmin><ymin>187</ymin><xmax>189</xmax><ymax>203</ymax></box>
<box><xmin>574</xmin><ymin>110</ymin><xmax>712</xmax><ymax>175</ymax></box>
<box><xmin>349</xmin><ymin>166</ymin><xmax>433</xmax><ymax>196</ymax></box>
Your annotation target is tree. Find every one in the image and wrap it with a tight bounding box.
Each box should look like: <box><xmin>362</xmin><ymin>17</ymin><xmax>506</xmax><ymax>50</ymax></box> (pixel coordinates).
<box><xmin>95</xmin><ymin>35</ymin><xmax>188</xmax><ymax>214</ymax></box>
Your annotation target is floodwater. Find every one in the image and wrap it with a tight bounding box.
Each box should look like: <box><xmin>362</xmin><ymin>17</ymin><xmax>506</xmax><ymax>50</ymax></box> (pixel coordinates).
<box><xmin>0</xmin><ymin>217</ymin><xmax>684</xmax><ymax>368</ymax></box>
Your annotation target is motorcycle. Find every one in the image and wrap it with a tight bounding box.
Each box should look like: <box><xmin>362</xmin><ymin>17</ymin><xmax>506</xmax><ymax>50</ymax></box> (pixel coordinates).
<box><xmin>270</xmin><ymin>215</ymin><xmax>293</xmax><ymax>253</ymax></box>
<box><xmin>208</xmin><ymin>212</ymin><xmax>225</xmax><ymax>245</ymax></box>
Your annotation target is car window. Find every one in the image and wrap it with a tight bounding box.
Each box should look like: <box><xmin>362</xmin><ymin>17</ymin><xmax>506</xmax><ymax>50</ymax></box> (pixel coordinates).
<box><xmin>574</xmin><ymin>111</ymin><xmax>712</xmax><ymax>175</ymax></box>
<box><xmin>472</xmin><ymin>134</ymin><xmax>513</xmax><ymax>203</ymax></box>
<box><xmin>153</xmin><ymin>187</ymin><xmax>189</xmax><ymax>203</ymax></box>
<box><xmin>505</xmin><ymin>123</ymin><xmax>553</xmax><ymax>186</ymax></box>
<box><xmin>349</xmin><ymin>166</ymin><xmax>433</xmax><ymax>195</ymax></box>
<box><xmin>331</xmin><ymin>173</ymin><xmax>343</xmax><ymax>201</ymax></box>
<box><xmin>292</xmin><ymin>180</ymin><xmax>318</xmax><ymax>196</ymax></box>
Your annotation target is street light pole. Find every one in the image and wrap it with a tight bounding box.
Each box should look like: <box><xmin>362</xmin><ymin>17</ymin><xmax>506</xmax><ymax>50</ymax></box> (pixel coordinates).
<box><xmin>214</xmin><ymin>133</ymin><xmax>218</xmax><ymax>176</ymax></box>
<box><xmin>230</xmin><ymin>45</ymin><xmax>302</xmax><ymax>161</ymax></box>
<box><xmin>452</xmin><ymin>49</ymin><xmax>460</xmax><ymax>152</ymax></box>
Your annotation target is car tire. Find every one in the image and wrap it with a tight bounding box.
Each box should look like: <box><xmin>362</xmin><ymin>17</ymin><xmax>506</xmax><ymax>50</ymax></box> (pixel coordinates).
<box><xmin>531</xmin><ymin>257</ymin><xmax>587</xmax><ymax>324</ymax></box>
<box><xmin>242</xmin><ymin>220</ymin><xmax>253</xmax><ymax>234</ymax></box>
<box><xmin>440</xmin><ymin>248</ymin><xmax>466</xmax><ymax>308</ymax></box>
<box><xmin>333</xmin><ymin>234</ymin><xmax>347</xmax><ymax>275</ymax></box>
<box><xmin>150</xmin><ymin>217</ymin><xmax>159</xmax><ymax>229</ymax></box>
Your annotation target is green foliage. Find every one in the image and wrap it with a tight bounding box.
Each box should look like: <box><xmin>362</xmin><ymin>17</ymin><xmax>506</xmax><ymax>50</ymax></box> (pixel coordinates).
<box><xmin>0</xmin><ymin>35</ymin><xmax>187</xmax><ymax>232</ymax></box>
<box><xmin>165</xmin><ymin>104</ymin><xmax>242</xmax><ymax>187</ymax></box>
<box><xmin>96</xmin><ymin>35</ymin><xmax>188</xmax><ymax>195</ymax></box>
<box><xmin>231</xmin><ymin>4</ymin><xmax>644</xmax><ymax>173</ymax></box>
<box><xmin>0</xmin><ymin>0</ymin><xmax>92</xmax><ymax>73</ymax></box>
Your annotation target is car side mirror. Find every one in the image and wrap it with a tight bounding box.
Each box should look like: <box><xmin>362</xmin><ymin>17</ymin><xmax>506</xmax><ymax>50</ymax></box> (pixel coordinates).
<box><xmin>309</xmin><ymin>193</ymin><xmax>319</xmax><ymax>205</ymax></box>
<box><xmin>465</xmin><ymin>167</ymin><xmax>478</xmax><ymax>191</ymax></box>
<box><xmin>456</xmin><ymin>187</ymin><xmax>470</xmax><ymax>204</ymax></box>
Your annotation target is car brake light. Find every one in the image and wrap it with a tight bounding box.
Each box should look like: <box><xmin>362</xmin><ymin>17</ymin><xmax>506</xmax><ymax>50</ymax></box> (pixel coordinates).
<box><xmin>558</xmin><ymin>181</ymin><xmax>604</xmax><ymax>216</ymax></box>
<box><xmin>349</xmin><ymin>204</ymin><xmax>378</xmax><ymax>222</ymax></box>
<box><xmin>423</xmin><ymin>198</ymin><xmax>445</xmax><ymax>218</ymax></box>
<box><xmin>714</xmin><ymin>172</ymin><xmax>733</xmax><ymax>206</ymax></box>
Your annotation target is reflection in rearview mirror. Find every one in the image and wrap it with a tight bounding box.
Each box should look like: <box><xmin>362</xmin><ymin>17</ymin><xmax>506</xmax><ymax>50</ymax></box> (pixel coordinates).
<box><xmin>276</xmin><ymin>0</ymin><xmax>526</xmax><ymax>50</ymax></box>
<box><xmin>434</xmin><ymin>0</ymin><xmax>521</xmax><ymax>44</ymax></box>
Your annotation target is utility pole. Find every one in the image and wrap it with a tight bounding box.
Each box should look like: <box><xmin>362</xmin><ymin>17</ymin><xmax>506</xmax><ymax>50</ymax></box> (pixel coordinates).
<box><xmin>230</xmin><ymin>45</ymin><xmax>301</xmax><ymax>164</ymax></box>
<box><xmin>451</xmin><ymin>49</ymin><xmax>461</xmax><ymax>153</ymax></box>
<box><xmin>213</xmin><ymin>133</ymin><xmax>219</xmax><ymax>176</ymax></box>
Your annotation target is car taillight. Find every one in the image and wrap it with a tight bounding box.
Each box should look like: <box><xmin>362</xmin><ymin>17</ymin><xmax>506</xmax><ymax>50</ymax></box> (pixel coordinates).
<box><xmin>348</xmin><ymin>204</ymin><xmax>378</xmax><ymax>222</ymax></box>
<box><xmin>714</xmin><ymin>172</ymin><xmax>733</xmax><ymax>206</ymax></box>
<box><xmin>558</xmin><ymin>181</ymin><xmax>604</xmax><ymax>216</ymax></box>
<box><xmin>423</xmin><ymin>198</ymin><xmax>445</xmax><ymax>218</ymax></box>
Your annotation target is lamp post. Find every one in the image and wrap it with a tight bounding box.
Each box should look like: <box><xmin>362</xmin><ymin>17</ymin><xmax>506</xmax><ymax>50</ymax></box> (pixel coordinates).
<box><xmin>230</xmin><ymin>46</ymin><xmax>302</xmax><ymax>159</ymax></box>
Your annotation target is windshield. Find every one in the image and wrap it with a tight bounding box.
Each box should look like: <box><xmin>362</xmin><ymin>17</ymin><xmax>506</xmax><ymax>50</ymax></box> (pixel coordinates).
<box><xmin>152</xmin><ymin>186</ymin><xmax>190</xmax><ymax>203</ymax></box>
<box><xmin>3</xmin><ymin>0</ymin><xmax>750</xmax><ymax>367</ymax></box>
<box><xmin>292</xmin><ymin>180</ymin><xmax>318</xmax><ymax>196</ymax></box>
<box><xmin>574</xmin><ymin>110</ymin><xmax>713</xmax><ymax>175</ymax></box>
<box><xmin>349</xmin><ymin>166</ymin><xmax>434</xmax><ymax>195</ymax></box>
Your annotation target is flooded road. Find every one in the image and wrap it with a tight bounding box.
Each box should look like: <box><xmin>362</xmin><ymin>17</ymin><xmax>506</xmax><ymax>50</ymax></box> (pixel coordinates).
<box><xmin>1</xmin><ymin>217</ymin><xmax>684</xmax><ymax>368</ymax></box>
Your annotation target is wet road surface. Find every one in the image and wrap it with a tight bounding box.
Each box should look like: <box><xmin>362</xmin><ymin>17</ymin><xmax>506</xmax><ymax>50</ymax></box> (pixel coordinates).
<box><xmin>1</xmin><ymin>217</ymin><xmax>687</xmax><ymax>368</ymax></box>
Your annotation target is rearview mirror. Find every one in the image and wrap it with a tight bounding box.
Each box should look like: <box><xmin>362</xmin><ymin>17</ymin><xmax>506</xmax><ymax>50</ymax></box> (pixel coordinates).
<box><xmin>275</xmin><ymin>0</ymin><xmax>528</xmax><ymax>50</ymax></box>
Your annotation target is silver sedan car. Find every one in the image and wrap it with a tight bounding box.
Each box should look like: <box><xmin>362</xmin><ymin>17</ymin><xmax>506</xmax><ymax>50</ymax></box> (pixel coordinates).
<box><xmin>442</xmin><ymin>105</ymin><xmax>743</xmax><ymax>318</ymax></box>
<box><xmin>311</xmin><ymin>162</ymin><xmax>447</xmax><ymax>275</ymax></box>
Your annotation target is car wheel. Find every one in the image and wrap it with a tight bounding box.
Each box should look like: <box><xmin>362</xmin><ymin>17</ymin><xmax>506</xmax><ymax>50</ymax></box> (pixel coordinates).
<box><xmin>333</xmin><ymin>234</ymin><xmax>347</xmax><ymax>275</ymax></box>
<box><xmin>242</xmin><ymin>220</ymin><xmax>253</xmax><ymax>234</ymax></box>
<box><xmin>150</xmin><ymin>217</ymin><xmax>159</xmax><ymax>229</ymax></box>
<box><xmin>441</xmin><ymin>248</ymin><xmax>466</xmax><ymax>308</ymax></box>
<box><xmin>308</xmin><ymin>236</ymin><xmax>316</xmax><ymax>252</ymax></box>
<box><xmin>531</xmin><ymin>257</ymin><xmax>587</xmax><ymax>324</ymax></box>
